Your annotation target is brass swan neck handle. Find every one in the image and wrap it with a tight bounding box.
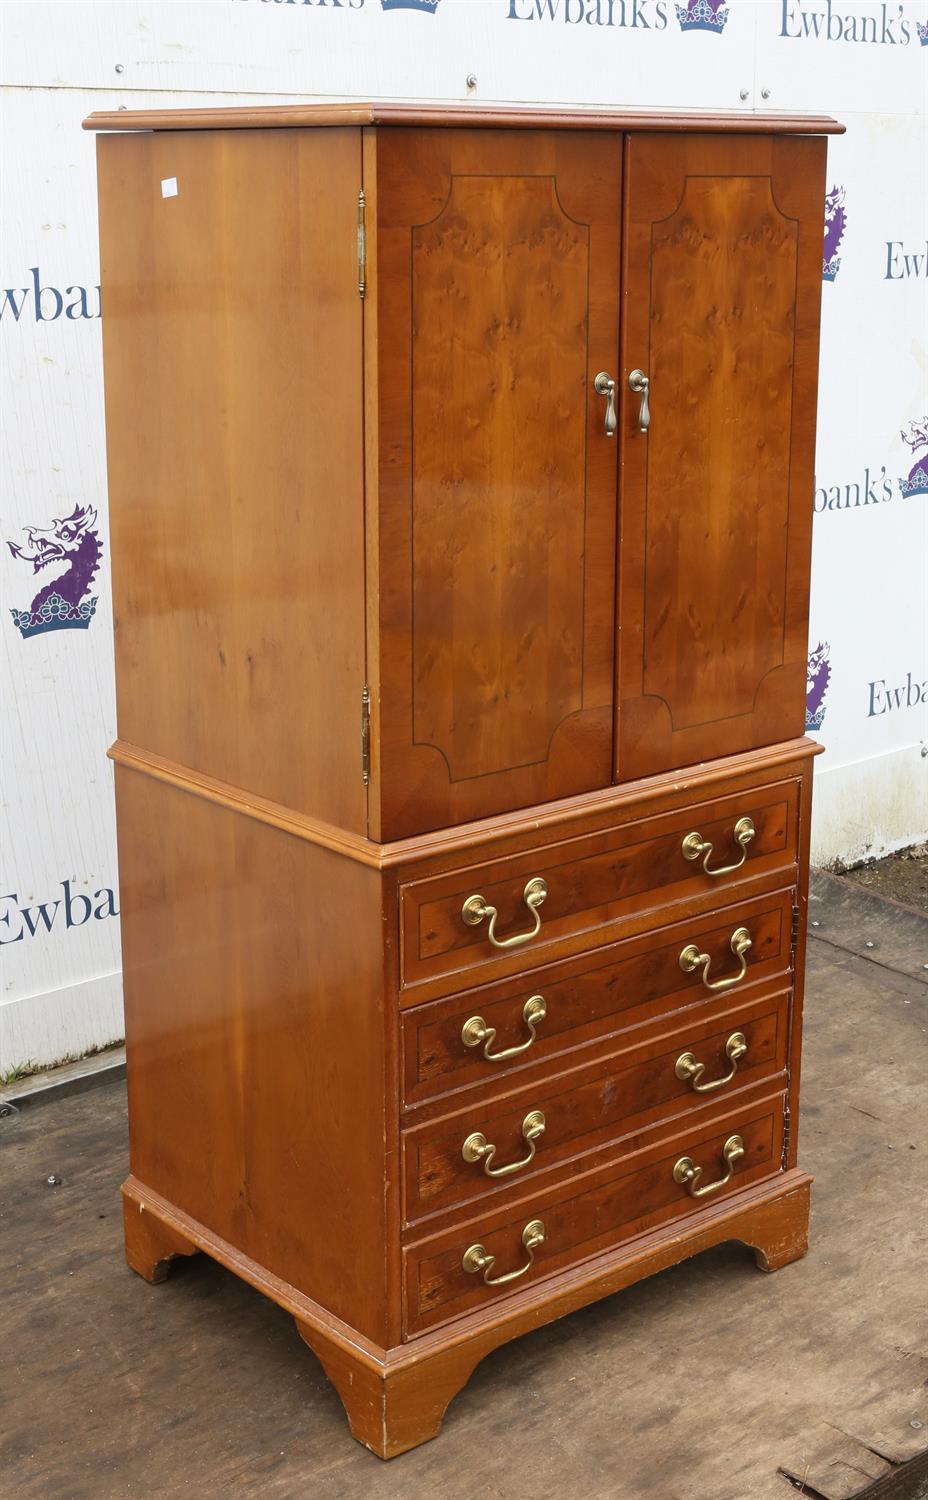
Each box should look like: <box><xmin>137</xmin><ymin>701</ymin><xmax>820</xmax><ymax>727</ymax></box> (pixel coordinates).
<box><xmin>462</xmin><ymin>878</ymin><xmax>548</xmax><ymax>951</ymax></box>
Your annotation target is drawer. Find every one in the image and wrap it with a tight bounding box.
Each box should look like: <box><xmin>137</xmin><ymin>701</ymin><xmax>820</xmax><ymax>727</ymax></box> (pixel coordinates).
<box><xmin>403</xmin><ymin>1091</ymin><xmax>785</xmax><ymax>1337</ymax></box>
<box><xmin>403</xmin><ymin>987</ymin><xmax>789</xmax><ymax>1224</ymax></box>
<box><xmin>399</xmin><ymin>778</ymin><xmax>799</xmax><ymax>996</ymax></box>
<box><xmin>402</xmin><ymin>886</ymin><xmax>796</xmax><ymax>1109</ymax></box>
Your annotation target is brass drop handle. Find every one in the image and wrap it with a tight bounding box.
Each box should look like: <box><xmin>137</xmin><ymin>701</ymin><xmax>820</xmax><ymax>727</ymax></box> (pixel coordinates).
<box><xmin>673</xmin><ymin>1134</ymin><xmax>745</xmax><ymax>1200</ymax></box>
<box><xmin>628</xmin><ymin>368</ymin><xmax>650</xmax><ymax>431</ymax></box>
<box><xmin>680</xmin><ymin>926</ymin><xmax>752</xmax><ymax>993</ymax></box>
<box><xmin>463</xmin><ymin>1110</ymin><xmax>546</xmax><ymax>1179</ymax></box>
<box><xmin>594</xmin><ymin>371</ymin><xmax>617</xmax><ymax>436</ymax></box>
<box><xmin>675</xmin><ymin>1032</ymin><xmax>748</xmax><ymax>1094</ymax></box>
<box><xmin>462</xmin><ymin>877</ymin><xmax>548</xmax><ymax>951</ymax></box>
<box><xmin>461</xmin><ymin>995</ymin><xmax>546</xmax><ymax>1063</ymax></box>
<box><xmin>682</xmin><ymin>816</ymin><xmax>755</xmax><ymax>877</ymax></box>
<box><xmin>462</xmin><ymin>1219</ymin><xmax>545</xmax><ymax>1287</ymax></box>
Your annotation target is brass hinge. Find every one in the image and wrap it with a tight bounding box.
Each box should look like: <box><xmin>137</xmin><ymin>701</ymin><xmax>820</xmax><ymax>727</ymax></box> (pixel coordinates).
<box><xmin>790</xmin><ymin>903</ymin><xmax>801</xmax><ymax>959</ymax></box>
<box><xmin>781</xmin><ymin>1098</ymin><xmax>791</xmax><ymax>1170</ymax></box>
<box><xmin>357</xmin><ymin>189</ymin><xmax>366</xmax><ymax>299</ymax></box>
<box><xmin>361</xmin><ymin>683</ymin><xmax>371</xmax><ymax>785</ymax></box>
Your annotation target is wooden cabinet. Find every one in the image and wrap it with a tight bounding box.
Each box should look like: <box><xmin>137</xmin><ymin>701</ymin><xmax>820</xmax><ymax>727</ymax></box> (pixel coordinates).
<box><xmin>89</xmin><ymin>101</ymin><xmax>840</xmax><ymax>1460</ymax></box>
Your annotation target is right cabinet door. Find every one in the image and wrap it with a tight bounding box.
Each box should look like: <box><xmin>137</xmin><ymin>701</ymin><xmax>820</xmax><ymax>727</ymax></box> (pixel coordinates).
<box><xmin>616</xmin><ymin>134</ymin><xmax>826</xmax><ymax>782</ymax></box>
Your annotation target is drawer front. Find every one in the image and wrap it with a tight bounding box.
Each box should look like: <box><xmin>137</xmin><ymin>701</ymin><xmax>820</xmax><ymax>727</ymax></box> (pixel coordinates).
<box><xmin>404</xmin><ymin>1092</ymin><xmax>785</xmax><ymax>1336</ymax></box>
<box><xmin>400</xmin><ymin>779</ymin><xmax>798</xmax><ymax>995</ymax></box>
<box><xmin>402</xmin><ymin>887</ymin><xmax>795</xmax><ymax>1109</ymax></box>
<box><xmin>403</xmin><ymin>988</ymin><xmax>789</xmax><ymax>1223</ymax></box>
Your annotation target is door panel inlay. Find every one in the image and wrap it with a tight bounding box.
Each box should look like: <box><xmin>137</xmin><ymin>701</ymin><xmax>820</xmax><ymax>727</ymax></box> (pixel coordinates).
<box><xmin>411</xmin><ymin>175</ymin><xmax>589</xmax><ymax>781</ymax></box>
<box><xmin>643</xmin><ymin>176</ymin><xmax>797</xmax><ymax>730</ymax></box>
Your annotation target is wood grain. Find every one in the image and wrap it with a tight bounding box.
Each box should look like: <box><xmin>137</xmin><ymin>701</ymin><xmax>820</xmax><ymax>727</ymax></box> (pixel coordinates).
<box><xmin>115</xmin><ymin>764</ymin><xmax>396</xmax><ymax>1346</ymax></box>
<box><xmin>97</xmin><ymin>127</ymin><xmax>368</xmax><ymax>832</ymax></box>
<box><xmin>371</xmin><ymin>127</ymin><xmax>620</xmax><ymax>839</ymax></box>
<box><xmin>401</xmin><ymin>900</ymin><xmax>795</xmax><ymax>1108</ymax></box>
<box><xmin>399</xmin><ymin>780</ymin><xmax>799</xmax><ymax>995</ymax></box>
<box><xmin>83</xmin><ymin>103</ymin><xmax>845</xmax><ymax>136</ymax></box>
<box><xmin>404</xmin><ymin>993</ymin><xmax>789</xmax><ymax>1223</ymax></box>
<box><xmin>410</xmin><ymin>173</ymin><xmax>590</xmax><ymax>781</ymax></box>
<box><xmin>617</xmin><ymin>133</ymin><xmax>827</xmax><ymax>779</ymax></box>
<box><xmin>108</xmin><ymin>733</ymin><xmax>820</xmax><ymax>870</ymax></box>
<box><xmin>404</xmin><ymin>1090</ymin><xmax>787</xmax><ymax>1334</ymax></box>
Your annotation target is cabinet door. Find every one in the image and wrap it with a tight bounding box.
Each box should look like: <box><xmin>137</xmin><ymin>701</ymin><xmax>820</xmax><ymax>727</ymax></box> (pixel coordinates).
<box><xmin>372</xmin><ymin>129</ymin><xmax>620</xmax><ymax>841</ymax></box>
<box><xmin>616</xmin><ymin>135</ymin><xmax>826</xmax><ymax>781</ymax></box>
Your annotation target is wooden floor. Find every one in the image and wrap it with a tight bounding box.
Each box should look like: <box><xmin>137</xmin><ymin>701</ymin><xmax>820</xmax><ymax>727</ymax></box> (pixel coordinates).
<box><xmin>2</xmin><ymin>873</ymin><xmax>926</xmax><ymax>1500</ymax></box>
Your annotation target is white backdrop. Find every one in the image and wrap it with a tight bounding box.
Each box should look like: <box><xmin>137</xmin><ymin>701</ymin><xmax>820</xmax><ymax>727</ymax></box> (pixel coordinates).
<box><xmin>1</xmin><ymin>0</ymin><xmax>926</xmax><ymax>1072</ymax></box>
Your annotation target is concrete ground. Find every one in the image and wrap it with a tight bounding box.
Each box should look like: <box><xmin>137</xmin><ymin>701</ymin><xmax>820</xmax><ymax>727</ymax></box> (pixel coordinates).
<box><xmin>1</xmin><ymin>872</ymin><xmax>926</xmax><ymax>1500</ymax></box>
<box><xmin>840</xmin><ymin>844</ymin><xmax>928</xmax><ymax>916</ymax></box>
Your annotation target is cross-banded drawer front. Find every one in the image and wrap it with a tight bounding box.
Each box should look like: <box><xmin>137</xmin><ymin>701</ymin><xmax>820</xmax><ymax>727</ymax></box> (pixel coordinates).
<box><xmin>402</xmin><ymin>988</ymin><xmax>789</xmax><ymax>1223</ymax></box>
<box><xmin>404</xmin><ymin>1092</ymin><xmax>786</xmax><ymax>1336</ymax></box>
<box><xmin>399</xmin><ymin>779</ymin><xmax>798</xmax><ymax>998</ymax></box>
<box><xmin>402</xmin><ymin>887</ymin><xmax>796</xmax><ymax>1110</ymax></box>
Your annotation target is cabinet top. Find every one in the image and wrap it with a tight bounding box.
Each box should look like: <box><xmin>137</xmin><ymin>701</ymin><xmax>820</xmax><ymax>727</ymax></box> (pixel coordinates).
<box><xmin>83</xmin><ymin>100</ymin><xmax>844</xmax><ymax>135</ymax></box>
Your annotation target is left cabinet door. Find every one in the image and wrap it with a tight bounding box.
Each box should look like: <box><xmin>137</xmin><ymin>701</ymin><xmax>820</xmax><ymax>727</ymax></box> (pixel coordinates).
<box><xmin>370</xmin><ymin>129</ymin><xmax>621</xmax><ymax>841</ymax></box>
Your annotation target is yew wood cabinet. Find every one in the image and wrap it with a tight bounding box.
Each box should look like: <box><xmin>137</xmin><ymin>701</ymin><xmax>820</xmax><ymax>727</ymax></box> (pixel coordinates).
<box><xmin>87</xmin><ymin>101</ymin><xmax>841</xmax><ymax>1458</ymax></box>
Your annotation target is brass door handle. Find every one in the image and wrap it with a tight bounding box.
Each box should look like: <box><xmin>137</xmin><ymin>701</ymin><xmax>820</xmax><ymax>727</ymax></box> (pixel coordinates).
<box><xmin>680</xmin><ymin>926</ymin><xmax>752</xmax><ymax>992</ymax></box>
<box><xmin>675</xmin><ymin>1032</ymin><xmax>748</xmax><ymax>1093</ymax></box>
<box><xmin>594</xmin><ymin>371</ymin><xmax>617</xmax><ymax>436</ymax></box>
<box><xmin>681</xmin><ymin>816</ymin><xmax>755</xmax><ymax>876</ymax></box>
<box><xmin>462</xmin><ymin>1219</ymin><xmax>545</xmax><ymax>1286</ymax></box>
<box><xmin>462</xmin><ymin>877</ymin><xmax>548</xmax><ymax>950</ymax></box>
<box><xmin>628</xmin><ymin>368</ymin><xmax>650</xmax><ymax>431</ymax></box>
<box><xmin>461</xmin><ymin>995</ymin><xmax>546</xmax><ymax>1063</ymax></box>
<box><xmin>673</xmin><ymin>1134</ymin><xmax>745</xmax><ymax>1199</ymax></box>
<box><xmin>463</xmin><ymin>1110</ymin><xmax>546</xmax><ymax>1179</ymax></box>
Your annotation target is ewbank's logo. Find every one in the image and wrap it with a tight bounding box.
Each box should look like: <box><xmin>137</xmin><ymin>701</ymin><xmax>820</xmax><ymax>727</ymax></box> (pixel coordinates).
<box><xmin>382</xmin><ymin>0</ymin><xmax>439</xmax><ymax>11</ymax></box>
<box><xmin>676</xmin><ymin>0</ymin><xmax>728</xmax><ymax>29</ymax></box>
<box><xmin>6</xmin><ymin>504</ymin><xmax>101</xmax><ymax>639</ymax></box>
<box><xmin>780</xmin><ymin>1</ymin><xmax>920</xmax><ymax>45</ymax></box>
<box><xmin>823</xmin><ymin>185</ymin><xmax>846</xmax><ymax>281</ymax></box>
<box><xmin>899</xmin><ymin>416</ymin><xmax>928</xmax><ymax>497</ymax></box>
<box><xmin>806</xmin><ymin>642</ymin><xmax>831</xmax><ymax>730</ymax></box>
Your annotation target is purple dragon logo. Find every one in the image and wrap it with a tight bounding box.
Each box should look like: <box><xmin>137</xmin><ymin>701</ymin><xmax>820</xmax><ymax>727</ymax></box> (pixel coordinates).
<box><xmin>7</xmin><ymin>503</ymin><xmax>101</xmax><ymax>639</ymax></box>
<box><xmin>675</xmin><ymin>0</ymin><xmax>729</xmax><ymax>31</ymax></box>
<box><xmin>823</xmin><ymin>185</ymin><xmax>846</xmax><ymax>282</ymax></box>
<box><xmin>899</xmin><ymin>416</ymin><xmax>928</xmax><ymax>498</ymax></box>
<box><xmin>917</xmin><ymin>18</ymin><xmax>927</xmax><ymax>43</ymax></box>
<box><xmin>806</xmin><ymin>642</ymin><xmax>831</xmax><ymax>731</ymax></box>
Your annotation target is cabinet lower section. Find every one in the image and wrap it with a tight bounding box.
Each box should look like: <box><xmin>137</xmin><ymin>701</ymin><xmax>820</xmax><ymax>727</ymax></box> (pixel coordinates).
<box><xmin>122</xmin><ymin>1166</ymin><xmax>811</xmax><ymax>1460</ymax></box>
<box><xmin>113</xmin><ymin>736</ymin><xmax>818</xmax><ymax>1459</ymax></box>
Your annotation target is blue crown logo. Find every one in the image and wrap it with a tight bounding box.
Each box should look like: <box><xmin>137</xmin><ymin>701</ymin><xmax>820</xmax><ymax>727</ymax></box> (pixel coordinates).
<box><xmin>382</xmin><ymin>0</ymin><xmax>440</xmax><ymax>12</ymax></box>
<box><xmin>916</xmin><ymin>18</ymin><xmax>928</xmax><ymax>43</ymax></box>
<box><xmin>675</xmin><ymin>0</ymin><xmax>729</xmax><ymax>31</ymax></box>
<box><xmin>899</xmin><ymin>418</ymin><xmax>928</xmax><ymax>497</ymax></box>
<box><xmin>899</xmin><ymin>465</ymin><xmax>928</xmax><ymax>498</ymax></box>
<box><xmin>10</xmin><ymin>591</ymin><xmax>98</xmax><ymax>640</ymax></box>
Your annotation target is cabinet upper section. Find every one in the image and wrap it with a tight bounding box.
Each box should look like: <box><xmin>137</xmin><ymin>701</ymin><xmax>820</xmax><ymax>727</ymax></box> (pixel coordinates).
<box><xmin>84</xmin><ymin>102</ymin><xmax>845</xmax><ymax>136</ymax></box>
<box><xmin>94</xmin><ymin>110</ymin><xmax>836</xmax><ymax>844</ymax></box>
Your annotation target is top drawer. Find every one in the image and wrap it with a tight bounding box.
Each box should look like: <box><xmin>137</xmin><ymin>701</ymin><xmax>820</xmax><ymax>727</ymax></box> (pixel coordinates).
<box><xmin>400</xmin><ymin>778</ymin><xmax>798</xmax><ymax>997</ymax></box>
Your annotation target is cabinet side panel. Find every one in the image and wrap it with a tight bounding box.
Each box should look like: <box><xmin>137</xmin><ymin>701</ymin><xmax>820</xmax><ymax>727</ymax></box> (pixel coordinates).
<box><xmin>115</xmin><ymin>767</ymin><xmax>392</xmax><ymax>1346</ymax></box>
<box><xmin>97</xmin><ymin>128</ymin><xmax>367</xmax><ymax>833</ymax></box>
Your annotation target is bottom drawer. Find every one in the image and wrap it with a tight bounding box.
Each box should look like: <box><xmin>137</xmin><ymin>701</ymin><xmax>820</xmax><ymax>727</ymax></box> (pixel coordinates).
<box><xmin>404</xmin><ymin>1091</ymin><xmax>785</xmax><ymax>1337</ymax></box>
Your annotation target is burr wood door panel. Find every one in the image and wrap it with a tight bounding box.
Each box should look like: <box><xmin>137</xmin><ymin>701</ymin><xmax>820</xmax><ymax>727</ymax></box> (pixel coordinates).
<box><xmin>372</xmin><ymin>129</ymin><xmax>621</xmax><ymax>840</ymax></box>
<box><xmin>616</xmin><ymin>134</ymin><xmax>826</xmax><ymax>781</ymax></box>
